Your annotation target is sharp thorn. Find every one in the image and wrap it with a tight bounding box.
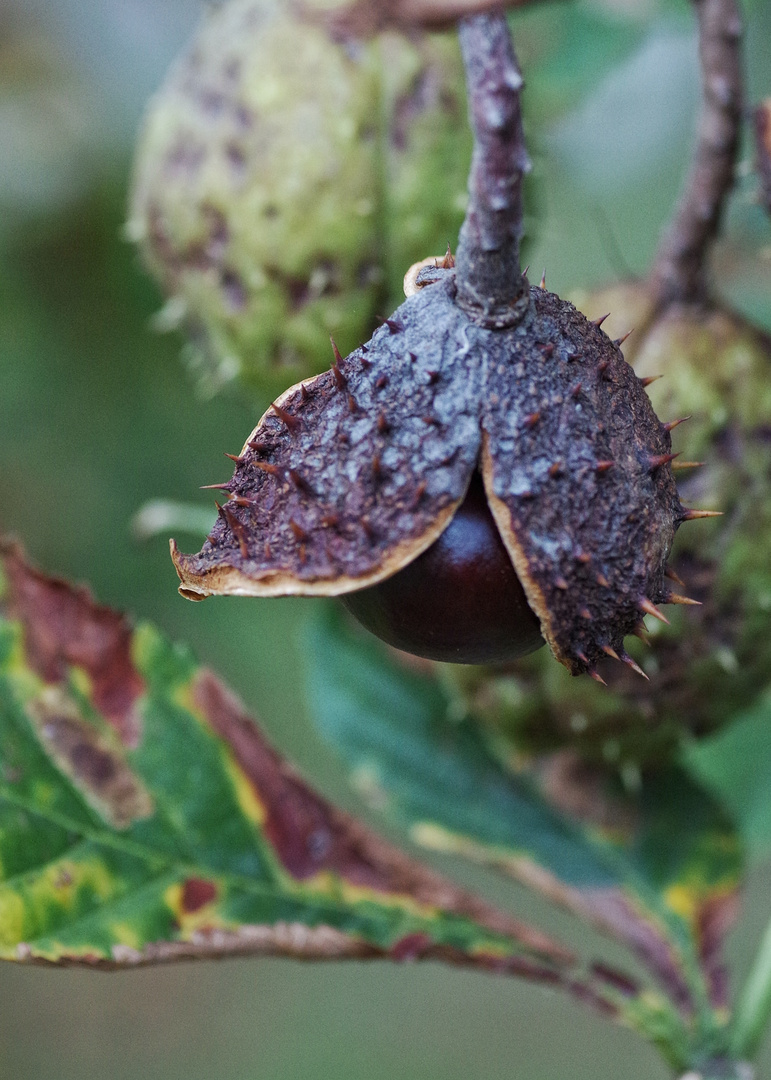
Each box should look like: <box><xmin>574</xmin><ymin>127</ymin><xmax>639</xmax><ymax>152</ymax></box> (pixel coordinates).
<box><xmin>639</xmin><ymin>375</ymin><xmax>663</xmax><ymax>388</ymax></box>
<box><xmin>589</xmin><ymin>670</ymin><xmax>607</xmax><ymax>686</ymax></box>
<box><xmin>288</xmin><ymin>468</ymin><xmax>315</xmax><ymax>495</ymax></box>
<box><xmin>548</xmin><ymin>461</ymin><xmax>563</xmax><ymax>478</ymax></box>
<box><xmin>253</xmin><ymin>461</ymin><xmax>283</xmax><ymax>477</ymax></box>
<box><xmin>596</xmin><ymin>573</ymin><xmax>610</xmax><ymax>588</ymax></box>
<box><xmin>408</xmin><ymin>352</ymin><xmax>418</xmax><ymax>363</ymax></box>
<box><xmin>576</xmin><ymin>552</ymin><xmax>592</xmax><ymax>564</ymax></box>
<box><xmin>613</xmin><ymin>330</ymin><xmax>634</xmax><ymax>347</ymax></box>
<box><xmin>621</xmin><ymin>653</ymin><xmax>649</xmax><ymax>680</ymax></box>
<box><xmin>300</xmin><ymin>382</ymin><xmax>311</xmax><ymax>402</ymax></box>
<box><xmin>271</xmin><ymin>402</ymin><xmax>301</xmax><ymax>432</ymax></box>
<box><xmin>663</xmin><ymin>416</ymin><xmax>691</xmax><ymax>432</ymax></box>
<box><xmin>215</xmin><ymin>501</ymin><xmax>228</xmax><ymax>524</ymax></box>
<box><xmin>591</xmin><ymin>313</ymin><xmax>610</xmax><ymax>328</ymax></box>
<box><xmin>289</xmin><ymin>518</ymin><xmax>309</xmax><ymax>542</ymax></box>
<box><xmin>632</xmin><ymin>624</ymin><xmax>651</xmax><ymax>644</ymax></box>
<box><xmin>427</xmin><ymin>369</ymin><xmax>440</xmax><ymax>385</ymax></box>
<box><xmin>331</xmin><ymin>363</ymin><xmax>347</xmax><ymax>391</ymax></box>
<box><xmin>602</xmin><ymin>644</ymin><xmax>620</xmax><ymax>661</ymax></box>
<box><xmin>672</xmin><ymin>460</ymin><xmax>704</xmax><ymax>472</ymax></box>
<box><xmin>200</xmin><ymin>482</ymin><xmax>232</xmax><ymax>491</ymax></box>
<box><xmin>639</xmin><ymin>598</ymin><xmax>670</xmax><ymax>625</ymax></box>
<box><xmin>555</xmin><ymin>576</ymin><xmax>568</xmax><ymax>590</ymax></box>
<box><xmin>523</xmin><ymin>411</ymin><xmax>541</xmax><ymax>429</ymax></box>
<box><xmin>225</xmin><ymin>452</ymin><xmax>245</xmax><ymax>464</ymax></box>
<box><xmin>347</xmin><ymin>392</ymin><xmax>358</xmax><ymax>413</ymax></box>
<box><xmin>576</xmin><ymin>650</ymin><xmax>590</xmax><ymax>665</ymax></box>
<box><xmin>597</xmin><ymin>360</ymin><xmax>610</xmax><ymax>377</ymax></box>
<box><xmin>666</xmin><ymin>592</ymin><xmax>702</xmax><ymax>606</ymax></box>
<box><xmin>375</xmin><ymin>374</ymin><xmax>389</xmax><ymax>389</ymax></box>
<box><xmin>523</xmin><ymin>265</ymin><xmax>530</xmax><ymax>278</ymax></box>
<box><xmin>648</xmin><ymin>452</ymin><xmax>681</xmax><ymax>471</ymax></box>
<box><xmin>665</xmin><ymin>566</ymin><xmax>686</xmax><ymax>586</ymax></box>
<box><xmin>377</xmin><ymin>412</ymin><xmax>390</xmax><ymax>434</ymax></box>
<box><xmin>378</xmin><ymin>317</ymin><xmax>404</xmax><ymax>334</ymax></box>
<box><xmin>595</xmin><ymin>460</ymin><xmax>614</xmax><ymax>474</ymax></box>
<box><xmin>579</xmin><ymin>607</ymin><xmax>592</xmax><ymax>620</ymax></box>
<box><xmin>372</xmin><ymin>454</ymin><xmax>383</xmax><ymax>480</ymax></box>
<box><xmin>442</xmin><ymin>244</ymin><xmax>455</xmax><ymax>269</ymax></box>
<box><xmin>679</xmin><ymin>508</ymin><xmax>723</xmax><ymax>520</ymax></box>
<box><xmin>222</xmin><ymin>504</ymin><xmax>250</xmax><ymax>558</ymax></box>
<box><xmin>539</xmin><ymin>270</ymin><xmax>547</xmax><ymax>290</ymax></box>
<box><xmin>330</xmin><ymin>336</ymin><xmax>343</xmax><ymax>364</ymax></box>
<box><xmin>228</xmin><ymin>495</ymin><xmax>257</xmax><ymax>508</ymax></box>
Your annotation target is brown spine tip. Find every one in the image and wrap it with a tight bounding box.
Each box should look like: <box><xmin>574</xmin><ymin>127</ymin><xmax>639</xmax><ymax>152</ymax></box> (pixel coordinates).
<box><xmin>595</xmin><ymin>460</ymin><xmax>614</xmax><ymax>474</ymax></box>
<box><xmin>663</xmin><ymin>416</ymin><xmax>691</xmax><ymax>432</ymax></box>
<box><xmin>679</xmin><ymin>507</ymin><xmax>723</xmax><ymax>520</ymax></box>
<box><xmin>375</xmin><ymin>374</ymin><xmax>389</xmax><ymax>389</ymax></box>
<box><xmin>539</xmin><ymin>270</ymin><xmax>547</xmax><ymax>290</ymax></box>
<box><xmin>253</xmin><ymin>461</ymin><xmax>283</xmax><ymax>477</ymax></box>
<box><xmin>347</xmin><ymin>392</ymin><xmax>358</xmax><ymax>413</ymax></box>
<box><xmin>555</xmin><ymin>576</ymin><xmax>569</xmax><ymax>590</ymax></box>
<box><xmin>377</xmin><ymin>412</ymin><xmax>390</xmax><ymax>434</ymax></box>
<box><xmin>548</xmin><ymin>461</ymin><xmax>563</xmax><ymax>478</ymax></box>
<box><xmin>224</xmin><ymin>452</ymin><xmax>246</xmax><ymax>464</ymax></box>
<box><xmin>639</xmin><ymin>598</ymin><xmax>671</xmax><ymax>625</ymax></box>
<box><xmin>442</xmin><ymin>244</ymin><xmax>455</xmax><ymax>269</ymax></box>
<box><xmin>579</xmin><ymin>607</ymin><xmax>593</xmax><ymax>621</ymax></box>
<box><xmin>200</xmin><ymin>482</ymin><xmax>232</xmax><ymax>491</ymax></box>
<box><xmin>596</xmin><ymin>573</ymin><xmax>610</xmax><ymax>588</ymax></box>
<box><xmin>666</xmin><ymin>592</ymin><xmax>702</xmax><ymax>606</ymax></box>
<box><xmin>601</xmin><ymin>644</ymin><xmax>620</xmax><ymax>661</ymax></box>
<box><xmin>621</xmin><ymin>653</ymin><xmax>649</xmax><ymax>680</ymax></box>
<box><xmin>597</xmin><ymin>360</ymin><xmax>610</xmax><ymax>378</ymax></box>
<box><xmin>288</xmin><ymin>468</ymin><xmax>315</xmax><ymax>496</ymax></box>
<box><xmin>575</xmin><ymin>552</ymin><xmax>592</xmax><ymax>565</ymax></box>
<box><xmin>648</xmin><ymin>452</ymin><xmax>681</xmax><ymax>471</ymax></box>
<box><xmin>639</xmin><ymin>375</ymin><xmax>663</xmax><ymax>388</ymax></box>
<box><xmin>671</xmin><ymin>460</ymin><xmax>704</xmax><ymax>472</ymax></box>
<box><xmin>271</xmin><ymin>402</ymin><xmax>301</xmax><ymax>433</ymax></box>
<box><xmin>222</xmin><ymin>505</ymin><xmax>250</xmax><ymax>559</ymax></box>
<box><xmin>372</xmin><ymin>454</ymin><xmax>383</xmax><ymax>481</ymax></box>
<box><xmin>330</xmin><ymin>336</ymin><xmax>343</xmax><ymax>364</ymax></box>
<box><xmin>591</xmin><ymin>313</ymin><xmax>611</xmax><ymax>328</ymax></box>
<box><xmin>427</xmin><ymin>369</ymin><xmax>440</xmax><ymax>385</ymax></box>
<box><xmin>665</xmin><ymin>565</ymin><xmax>686</xmax><ymax>586</ymax></box>
<box><xmin>289</xmin><ymin>519</ymin><xmax>309</xmax><ymax>542</ymax></box>
<box><xmin>613</xmin><ymin>330</ymin><xmax>634</xmax><ymax>347</ymax></box>
<box><xmin>384</xmin><ymin>318</ymin><xmax>404</xmax><ymax>334</ymax></box>
<box><xmin>523</xmin><ymin>412</ymin><xmax>541</xmax><ymax>429</ymax></box>
<box><xmin>300</xmin><ymin>382</ymin><xmax>311</xmax><ymax>402</ymax></box>
<box><xmin>589</xmin><ymin>670</ymin><xmax>608</xmax><ymax>686</ymax></box>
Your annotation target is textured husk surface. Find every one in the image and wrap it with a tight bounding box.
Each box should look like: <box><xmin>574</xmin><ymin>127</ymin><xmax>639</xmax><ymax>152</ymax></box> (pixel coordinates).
<box><xmin>174</xmin><ymin>276</ymin><xmax>681</xmax><ymax>675</ymax></box>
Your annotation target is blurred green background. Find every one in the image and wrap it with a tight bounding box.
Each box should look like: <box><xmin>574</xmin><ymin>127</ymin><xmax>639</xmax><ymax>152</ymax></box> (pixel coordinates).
<box><xmin>1</xmin><ymin>0</ymin><xmax>771</xmax><ymax>1077</ymax></box>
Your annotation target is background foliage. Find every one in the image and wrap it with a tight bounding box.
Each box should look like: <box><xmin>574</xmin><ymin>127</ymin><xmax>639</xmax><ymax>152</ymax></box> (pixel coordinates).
<box><xmin>1</xmin><ymin>0</ymin><xmax>771</xmax><ymax>1077</ymax></box>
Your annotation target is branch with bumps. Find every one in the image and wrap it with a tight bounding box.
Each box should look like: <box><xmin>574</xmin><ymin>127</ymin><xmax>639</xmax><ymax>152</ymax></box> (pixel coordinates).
<box><xmin>650</xmin><ymin>0</ymin><xmax>744</xmax><ymax>306</ymax></box>
<box><xmin>454</xmin><ymin>12</ymin><xmax>531</xmax><ymax>326</ymax></box>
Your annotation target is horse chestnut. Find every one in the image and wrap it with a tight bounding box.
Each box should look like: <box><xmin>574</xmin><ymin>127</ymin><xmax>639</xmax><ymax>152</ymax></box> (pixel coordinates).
<box><xmin>171</xmin><ymin>265</ymin><xmax>711</xmax><ymax>681</ymax></box>
<box><xmin>341</xmin><ymin>472</ymin><xmax>544</xmax><ymax>663</ymax></box>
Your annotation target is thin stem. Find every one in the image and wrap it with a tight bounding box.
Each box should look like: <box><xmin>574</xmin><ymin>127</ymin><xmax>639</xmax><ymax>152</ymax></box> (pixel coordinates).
<box><xmin>649</xmin><ymin>0</ymin><xmax>743</xmax><ymax>307</ymax></box>
<box><xmin>454</xmin><ymin>12</ymin><xmax>530</xmax><ymax>328</ymax></box>
<box><xmin>732</xmin><ymin>908</ymin><xmax>771</xmax><ymax>1060</ymax></box>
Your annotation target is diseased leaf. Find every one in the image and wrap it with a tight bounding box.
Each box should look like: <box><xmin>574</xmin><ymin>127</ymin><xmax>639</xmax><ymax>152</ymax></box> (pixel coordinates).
<box><xmin>0</xmin><ymin>541</ymin><xmax>583</xmax><ymax>992</ymax></box>
<box><xmin>305</xmin><ymin>606</ymin><xmax>743</xmax><ymax>1049</ymax></box>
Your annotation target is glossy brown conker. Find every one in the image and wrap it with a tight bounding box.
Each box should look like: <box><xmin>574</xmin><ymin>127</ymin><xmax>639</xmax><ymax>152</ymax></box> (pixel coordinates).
<box><xmin>341</xmin><ymin>472</ymin><xmax>544</xmax><ymax>664</ymax></box>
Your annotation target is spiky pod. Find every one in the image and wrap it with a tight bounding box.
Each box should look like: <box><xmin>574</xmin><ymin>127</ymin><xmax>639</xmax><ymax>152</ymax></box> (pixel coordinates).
<box><xmin>173</xmin><ymin>271</ymin><xmax>684</xmax><ymax>679</ymax></box>
<box><xmin>128</xmin><ymin>0</ymin><xmax>475</xmax><ymax>394</ymax></box>
<box><xmin>449</xmin><ymin>282</ymin><xmax>769</xmax><ymax>763</ymax></box>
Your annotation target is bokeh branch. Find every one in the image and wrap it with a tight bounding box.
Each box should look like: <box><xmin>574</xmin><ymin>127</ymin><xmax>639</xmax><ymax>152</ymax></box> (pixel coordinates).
<box><xmin>650</xmin><ymin>0</ymin><xmax>743</xmax><ymax>306</ymax></box>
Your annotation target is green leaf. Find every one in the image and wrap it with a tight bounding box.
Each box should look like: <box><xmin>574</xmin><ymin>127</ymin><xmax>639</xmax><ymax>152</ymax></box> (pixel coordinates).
<box><xmin>305</xmin><ymin>607</ymin><xmax>743</xmax><ymax>1056</ymax></box>
<box><xmin>684</xmin><ymin>697</ymin><xmax>771</xmax><ymax>865</ymax></box>
<box><xmin>0</xmin><ymin>542</ymin><xmax>582</xmax><ymax>992</ymax></box>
